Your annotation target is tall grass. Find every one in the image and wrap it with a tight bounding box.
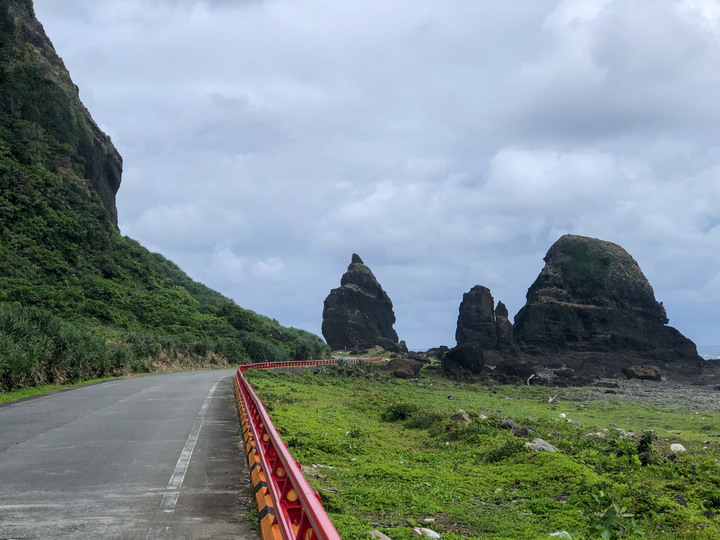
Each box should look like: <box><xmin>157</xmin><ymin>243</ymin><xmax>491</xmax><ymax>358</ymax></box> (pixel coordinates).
<box><xmin>0</xmin><ymin>304</ymin><xmax>145</xmax><ymax>393</ymax></box>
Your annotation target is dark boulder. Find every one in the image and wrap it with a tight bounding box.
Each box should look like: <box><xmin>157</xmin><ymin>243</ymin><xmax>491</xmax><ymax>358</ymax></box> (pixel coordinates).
<box><xmin>322</xmin><ymin>254</ymin><xmax>399</xmax><ymax>350</ymax></box>
<box><xmin>622</xmin><ymin>365</ymin><xmax>663</xmax><ymax>381</ymax></box>
<box><xmin>513</xmin><ymin>235</ymin><xmax>701</xmax><ymax>372</ymax></box>
<box><xmin>375</xmin><ymin>337</ymin><xmax>408</xmax><ymax>354</ymax></box>
<box><xmin>442</xmin><ymin>343</ymin><xmax>485</xmax><ymax>377</ymax></box>
<box><xmin>386</xmin><ymin>358</ymin><xmax>423</xmax><ymax>379</ymax></box>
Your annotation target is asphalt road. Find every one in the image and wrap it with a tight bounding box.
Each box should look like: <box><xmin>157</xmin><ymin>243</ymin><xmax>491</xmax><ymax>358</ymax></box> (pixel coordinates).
<box><xmin>0</xmin><ymin>370</ymin><xmax>258</xmax><ymax>539</ymax></box>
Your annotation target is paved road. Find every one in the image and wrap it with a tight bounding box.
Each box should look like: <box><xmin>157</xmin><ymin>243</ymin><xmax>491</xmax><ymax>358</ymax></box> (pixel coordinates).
<box><xmin>0</xmin><ymin>370</ymin><xmax>258</xmax><ymax>539</ymax></box>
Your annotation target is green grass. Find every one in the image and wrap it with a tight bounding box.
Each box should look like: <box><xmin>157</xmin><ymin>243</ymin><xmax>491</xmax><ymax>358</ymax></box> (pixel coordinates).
<box><xmin>246</xmin><ymin>366</ymin><xmax>720</xmax><ymax>539</ymax></box>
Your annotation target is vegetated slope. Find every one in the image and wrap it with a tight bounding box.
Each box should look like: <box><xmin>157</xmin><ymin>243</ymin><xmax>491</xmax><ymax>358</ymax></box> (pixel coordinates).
<box><xmin>0</xmin><ymin>0</ymin><xmax>327</xmax><ymax>393</ymax></box>
<box><xmin>248</xmin><ymin>365</ymin><xmax>720</xmax><ymax>540</ymax></box>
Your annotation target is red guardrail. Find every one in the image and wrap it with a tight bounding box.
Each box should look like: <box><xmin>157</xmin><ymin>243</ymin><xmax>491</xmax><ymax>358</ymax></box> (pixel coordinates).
<box><xmin>234</xmin><ymin>357</ymin><xmax>384</xmax><ymax>540</ymax></box>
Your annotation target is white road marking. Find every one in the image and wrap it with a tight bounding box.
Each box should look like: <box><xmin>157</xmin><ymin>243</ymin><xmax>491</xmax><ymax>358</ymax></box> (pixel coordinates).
<box><xmin>146</xmin><ymin>381</ymin><xmax>220</xmax><ymax>538</ymax></box>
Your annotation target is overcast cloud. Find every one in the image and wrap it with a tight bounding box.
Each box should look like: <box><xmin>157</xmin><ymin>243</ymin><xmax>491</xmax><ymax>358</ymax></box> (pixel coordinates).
<box><xmin>33</xmin><ymin>0</ymin><xmax>720</xmax><ymax>351</ymax></box>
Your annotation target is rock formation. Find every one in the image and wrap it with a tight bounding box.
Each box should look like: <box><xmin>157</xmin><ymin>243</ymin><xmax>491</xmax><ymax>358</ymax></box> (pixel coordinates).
<box><xmin>443</xmin><ymin>285</ymin><xmax>519</xmax><ymax>377</ymax></box>
<box><xmin>513</xmin><ymin>235</ymin><xmax>701</xmax><ymax>371</ymax></box>
<box><xmin>1</xmin><ymin>0</ymin><xmax>122</xmax><ymax>225</ymax></box>
<box><xmin>455</xmin><ymin>285</ymin><xmax>497</xmax><ymax>348</ymax></box>
<box><xmin>322</xmin><ymin>254</ymin><xmax>399</xmax><ymax>350</ymax></box>
<box><xmin>455</xmin><ymin>285</ymin><xmax>518</xmax><ymax>355</ymax></box>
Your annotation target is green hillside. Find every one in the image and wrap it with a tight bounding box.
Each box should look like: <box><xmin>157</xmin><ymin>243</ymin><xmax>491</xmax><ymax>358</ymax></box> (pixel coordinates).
<box><xmin>0</xmin><ymin>0</ymin><xmax>327</xmax><ymax>393</ymax></box>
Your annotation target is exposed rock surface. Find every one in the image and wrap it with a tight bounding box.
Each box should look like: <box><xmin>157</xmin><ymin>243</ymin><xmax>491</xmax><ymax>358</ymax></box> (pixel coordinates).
<box><xmin>386</xmin><ymin>357</ymin><xmax>423</xmax><ymax>379</ymax></box>
<box><xmin>495</xmin><ymin>301</ymin><xmax>517</xmax><ymax>355</ymax></box>
<box><xmin>622</xmin><ymin>365</ymin><xmax>663</xmax><ymax>381</ymax></box>
<box><xmin>322</xmin><ymin>254</ymin><xmax>399</xmax><ymax>350</ymax></box>
<box><xmin>525</xmin><ymin>438</ymin><xmax>558</xmax><ymax>453</ymax></box>
<box><xmin>456</xmin><ymin>285</ymin><xmax>497</xmax><ymax>348</ymax></box>
<box><xmin>513</xmin><ymin>235</ymin><xmax>701</xmax><ymax>375</ymax></box>
<box><xmin>442</xmin><ymin>343</ymin><xmax>485</xmax><ymax>377</ymax></box>
<box><xmin>444</xmin><ymin>285</ymin><xmax>519</xmax><ymax>378</ymax></box>
<box><xmin>1</xmin><ymin>0</ymin><xmax>122</xmax><ymax>225</ymax></box>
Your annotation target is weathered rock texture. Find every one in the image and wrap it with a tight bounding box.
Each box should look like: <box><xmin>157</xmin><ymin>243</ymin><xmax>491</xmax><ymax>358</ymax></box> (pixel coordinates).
<box><xmin>1</xmin><ymin>0</ymin><xmax>122</xmax><ymax>225</ymax></box>
<box><xmin>513</xmin><ymin>235</ymin><xmax>701</xmax><ymax>369</ymax></box>
<box><xmin>322</xmin><ymin>254</ymin><xmax>399</xmax><ymax>350</ymax></box>
<box><xmin>455</xmin><ymin>285</ymin><xmax>518</xmax><ymax>355</ymax></box>
<box><xmin>442</xmin><ymin>343</ymin><xmax>486</xmax><ymax>377</ymax></box>
<box><xmin>455</xmin><ymin>285</ymin><xmax>497</xmax><ymax>348</ymax></box>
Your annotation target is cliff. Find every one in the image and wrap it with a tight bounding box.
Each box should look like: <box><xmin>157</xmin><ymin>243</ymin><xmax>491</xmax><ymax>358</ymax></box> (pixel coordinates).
<box><xmin>0</xmin><ymin>0</ymin><xmax>121</xmax><ymax>225</ymax></box>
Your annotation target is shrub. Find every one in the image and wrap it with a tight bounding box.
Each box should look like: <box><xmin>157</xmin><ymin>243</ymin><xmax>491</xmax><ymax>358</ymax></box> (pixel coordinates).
<box><xmin>381</xmin><ymin>402</ymin><xmax>420</xmax><ymax>422</ymax></box>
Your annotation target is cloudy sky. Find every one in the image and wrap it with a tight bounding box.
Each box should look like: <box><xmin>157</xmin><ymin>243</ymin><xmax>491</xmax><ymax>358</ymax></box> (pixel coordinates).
<box><xmin>33</xmin><ymin>0</ymin><xmax>720</xmax><ymax>352</ymax></box>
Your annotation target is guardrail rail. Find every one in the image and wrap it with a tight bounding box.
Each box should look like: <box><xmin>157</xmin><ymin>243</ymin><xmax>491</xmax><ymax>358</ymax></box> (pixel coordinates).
<box><xmin>234</xmin><ymin>358</ymin><xmax>384</xmax><ymax>540</ymax></box>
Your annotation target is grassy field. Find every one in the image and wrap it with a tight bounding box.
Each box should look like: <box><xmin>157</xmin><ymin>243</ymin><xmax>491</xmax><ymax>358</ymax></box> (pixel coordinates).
<box><xmin>246</xmin><ymin>363</ymin><xmax>720</xmax><ymax>539</ymax></box>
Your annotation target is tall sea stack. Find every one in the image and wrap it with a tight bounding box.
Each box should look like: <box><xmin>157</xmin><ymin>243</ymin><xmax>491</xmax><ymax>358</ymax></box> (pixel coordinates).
<box><xmin>321</xmin><ymin>254</ymin><xmax>399</xmax><ymax>350</ymax></box>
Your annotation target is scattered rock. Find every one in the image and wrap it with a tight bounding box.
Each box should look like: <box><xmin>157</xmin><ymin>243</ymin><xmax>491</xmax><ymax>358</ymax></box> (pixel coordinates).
<box><xmin>513</xmin><ymin>427</ymin><xmax>535</xmax><ymax>438</ymax></box>
<box><xmin>370</xmin><ymin>530</ymin><xmax>393</xmax><ymax>540</ymax></box>
<box><xmin>322</xmin><ymin>254</ymin><xmax>399</xmax><ymax>350</ymax></box>
<box><xmin>525</xmin><ymin>438</ymin><xmax>559</xmax><ymax>453</ymax></box>
<box><xmin>500</xmin><ymin>419</ymin><xmax>517</xmax><ymax>430</ymax></box>
<box><xmin>451</xmin><ymin>410</ymin><xmax>472</xmax><ymax>425</ymax></box>
<box><xmin>376</xmin><ymin>337</ymin><xmax>407</xmax><ymax>354</ymax></box>
<box><xmin>447</xmin><ymin>395</ymin><xmax>457</xmax><ymax>400</ymax></box>
<box><xmin>611</xmin><ymin>427</ymin><xmax>635</xmax><ymax>438</ymax></box>
<box><xmin>670</xmin><ymin>443</ymin><xmax>687</xmax><ymax>453</ymax></box>
<box><xmin>413</xmin><ymin>528</ymin><xmax>440</xmax><ymax>539</ymax></box>
<box><xmin>386</xmin><ymin>357</ymin><xmax>423</xmax><ymax>379</ymax></box>
<box><xmin>622</xmin><ymin>365</ymin><xmax>663</xmax><ymax>381</ymax></box>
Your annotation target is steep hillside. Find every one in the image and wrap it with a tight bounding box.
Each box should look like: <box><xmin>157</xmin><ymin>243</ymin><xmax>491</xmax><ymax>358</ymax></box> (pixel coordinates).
<box><xmin>0</xmin><ymin>0</ymin><xmax>327</xmax><ymax>393</ymax></box>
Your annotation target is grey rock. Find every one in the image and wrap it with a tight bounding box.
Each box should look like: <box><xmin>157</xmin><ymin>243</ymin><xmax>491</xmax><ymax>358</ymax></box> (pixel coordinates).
<box><xmin>525</xmin><ymin>438</ymin><xmax>559</xmax><ymax>453</ymax></box>
<box><xmin>451</xmin><ymin>410</ymin><xmax>472</xmax><ymax>425</ymax></box>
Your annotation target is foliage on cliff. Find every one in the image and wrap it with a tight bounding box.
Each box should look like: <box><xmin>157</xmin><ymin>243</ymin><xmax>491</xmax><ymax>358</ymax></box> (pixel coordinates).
<box><xmin>0</xmin><ymin>0</ymin><xmax>327</xmax><ymax>393</ymax></box>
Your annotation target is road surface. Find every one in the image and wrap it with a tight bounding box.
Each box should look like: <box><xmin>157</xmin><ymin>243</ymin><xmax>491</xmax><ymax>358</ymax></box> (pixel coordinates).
<box><xmin>0</xmin><ymin>369</ymin><xmax>257</xmax><ymax>539</ymax></box>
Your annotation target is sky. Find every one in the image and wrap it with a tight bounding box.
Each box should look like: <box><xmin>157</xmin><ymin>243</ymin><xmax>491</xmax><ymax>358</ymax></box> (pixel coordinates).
<box><xmin>32</xmin><ymin>0</ymin><xmax>720</xmax><ymax>353</ymax></box>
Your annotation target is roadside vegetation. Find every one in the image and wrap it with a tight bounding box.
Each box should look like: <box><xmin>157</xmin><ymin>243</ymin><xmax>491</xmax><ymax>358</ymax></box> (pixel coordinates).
<box><xmin>0</xmin><ymin>0</ymin><xmax>328</xmax><ymax>396</ymax></box>
<box><xmin>247</xmin><ymin>363</ymin><xmax>720</xmax><ymax>539</ymax></box>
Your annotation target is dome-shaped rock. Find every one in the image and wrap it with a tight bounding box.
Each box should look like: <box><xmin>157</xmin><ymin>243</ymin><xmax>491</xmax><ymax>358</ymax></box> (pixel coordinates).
<box><xmin>513</xmin><ymin>235</ymin><xmax>700</xmax><ymax>363</ymax></box>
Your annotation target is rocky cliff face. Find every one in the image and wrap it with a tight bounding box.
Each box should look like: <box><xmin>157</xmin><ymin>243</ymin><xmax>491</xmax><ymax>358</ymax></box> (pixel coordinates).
<box><xmin>0</xmin><ymin>0</ymin><xmax>122</xmax><ymax>225</ymax></box>
<box><xmin>513</xmin><ymin>235</ymin><xmax>700</xmax><ymax>365</ymax></box>
<box><xmin>322</xmin><ymin>254</ymin><xmax>399</xmax><ymax>350</ymax></box>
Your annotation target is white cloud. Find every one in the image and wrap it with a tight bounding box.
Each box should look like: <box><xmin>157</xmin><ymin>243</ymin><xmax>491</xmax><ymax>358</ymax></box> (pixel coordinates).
<box><xmin>33</xmin><ymin>0</ymin><xmax>720</xmax><ymax>349</ymax></box>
